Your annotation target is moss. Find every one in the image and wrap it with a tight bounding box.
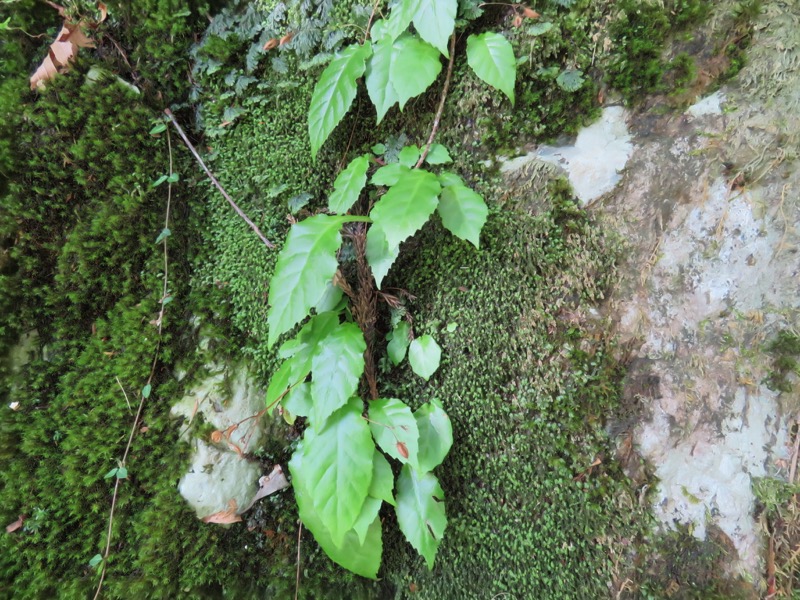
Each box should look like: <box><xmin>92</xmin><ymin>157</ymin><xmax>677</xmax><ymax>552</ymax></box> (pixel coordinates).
<box><xmin>764</xmin><ymin>330</ymin><xmax>800</xmax><ymax>393</ymax></box>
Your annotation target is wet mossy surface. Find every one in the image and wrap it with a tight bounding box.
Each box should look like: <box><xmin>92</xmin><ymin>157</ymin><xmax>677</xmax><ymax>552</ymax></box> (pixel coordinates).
<box><xmin>0</xmin><ymin>0</ymin><xmax>765</xmax><ymax>597</ymax></box>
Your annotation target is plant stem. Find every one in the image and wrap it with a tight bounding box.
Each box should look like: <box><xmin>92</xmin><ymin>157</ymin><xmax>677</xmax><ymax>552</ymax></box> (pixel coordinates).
<box><xmin>416</xmin><ymin>33</ymin><xmax>457</xmax><ymax>168</ymax></box>
<box><xmin>294</xmin><ymin>522</ymin><xmax>303</xmax><ymax>600</ymax></box>
<box><xmin>163</xmin><ymin>109</ymin><xmax>275</xmax><ymax>249</ymax></box>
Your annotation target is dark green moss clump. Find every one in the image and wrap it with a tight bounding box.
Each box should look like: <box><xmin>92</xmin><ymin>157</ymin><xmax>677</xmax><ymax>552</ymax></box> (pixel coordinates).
<box><xmin>765</xmin><ymin>330</ymin><xmax>800</xmax><ymax>393</ymax></box>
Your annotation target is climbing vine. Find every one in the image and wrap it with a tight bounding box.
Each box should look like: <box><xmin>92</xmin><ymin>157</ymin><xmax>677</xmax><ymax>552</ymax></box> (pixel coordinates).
<box><xmin>265</xmin><ymin>0</ymin><xmax>518</xmax><ymax>577</ymax></box>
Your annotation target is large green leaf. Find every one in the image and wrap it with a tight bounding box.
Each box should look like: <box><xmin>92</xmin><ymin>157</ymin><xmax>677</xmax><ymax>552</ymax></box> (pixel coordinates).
<box><xmin>369</xmin><ymin>450</ymin><xmax>396</xmax><ymax>506</ymax></box>
<box><xmin>466</xmin><ymin>32</ymin><xmax>516</xmax><ymax>105</ymax></box>
<box><xmin>408</xmin><ymin>334</ymin><xmax>441</xmax><ymax>381</ymax></box>
<box><xmin>365</xmin><ymin>36</ymin><xmax>399</xmax><ymax>123</ymax></box>
<box><xmin>383</xmin><ymin>0</ymin><xmax>416</xmax><ymax>41</ymax></box>
<box><xmin>289</xmin><ymin>434</ymin><xmax>382</xmax><ymax>578</ymax></box>
<box><xmin>368</xmin><ymin>398</ymin><xmax>419</xmax><ymax>466</ymax></box>
<box><xmin>366</xmin><ymin>224</ymin><xmax>400</xmax><ymax>288</ymax></box>
<box><xmin>267</xmin><ymin>215</ymin><xmax>360</xmax><ymax>347</ymax></box>
<box><xmin>390</xmin><ymin>33</ymin><xmax>442</xmax><ymax>109</ymax></box>
<box><xmin>328</xmin><ymin>154</ymin><xmax>370</xmax><ymax>214</ymax></box>
<box><xmin>387</xmin><ymin>320</ymin><xmax>411</xmax><ymax>365</ymax></box>
<box><xmin>437</xmin><ymin>184</ymin><xmax>489</xmax><ymax>248</ymax></box>
<box><xmin>352</xmin><ymin>496</ymin><xmax>383</xmax><ymax>545</ymax></box>
<box><xmin>298</xmin><ymin>398</ymin><xmax>374</xmax><ymax>546</ymax></box>
<box><xmin>412</xmin><ymin>0</ymin><xmax>457</xmax><ymax>57</ymax></box>
<box><xmin>414</xmin><ymin>398</ymin><xmax>453</xmax><ymax>472</ymax></box>
<box><xmin>371</xmin><ymin>163</ymin><xmax>409</xmax><ymax>187</ymax></box>
<box><xmin>309</xmin><ymin>42</ymin><xmax>372</xmax><ymax>159</ymax></box>
<box><xmin>310</xmin><ymin>323</ymin><xmax>366</xmax><ymax>427</ymax></box>
<box><xmin>369</xmin><ymin>169</ymin><xmax>441</xmax><ymax>249</ymax></box>
<box><xmin>395</xmin><ymin>464</ymin><xmax>447</xmax><ymax>569</ymax></box>
<box><xmin>282</xmin><ymin>381</ymin><xmax>312</xmax><ymax>418</ymax></box>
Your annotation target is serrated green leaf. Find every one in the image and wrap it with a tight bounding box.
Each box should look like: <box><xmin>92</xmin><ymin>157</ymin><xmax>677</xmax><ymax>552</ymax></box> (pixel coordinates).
<box><xmin>366</xmin><ymin>37</ymin><xmax>400</xmax><ymax>123</ymax></box>
<box><xmin>437</xmin><ymin>184</ymin><xmax>488</xmax><ymax>248</ymax></box>
<box><xmin>398</xmin><ymin>145</ymin><xmax>420</xmax><ymax>168</ymax></box>
<box><xmin>369</xmin><ymin>398</ymin><xmax>419</xmax><ymax>466</ymax></box>
<box><xmin>371</xmin><ymin>163</ymin><xmax>410</xmax><ymax>187</ymax></box>
<box><xmin>315</xmin><ymin>280</ymin><xmax>344</xmax><ymax>313</ymax></box>
<box><xmin>369</xmin><ymin>450</ymin><xmax>396</xmax><ymax>506</ymax></box>
<box><xmin>310</xmin><ymin>323</ymin><xmax>366</xmax><ymax>427</ymax></box>
<box><xmin>89</xmin><ymin>554</ymin><xmax>103</xmax><ymax>568</ymax></box>
<box><xmin>290</xmin><ymin>434</ymin><xmax>382</xmax><ymax>578</ymax></box>
<box><xmin>556</xmin><ymin>68</ymin><xmax>585</xmax><ymax>92</ymax></box>
<box><xmin>387</xmin><ymin>321</ymin><xmax>411</xmax><ymax>365</ymax></box>
<box><xmin>116</xmin><ymin>467</ymin><xmax>128</xmax><ymax>479</ymax></box>
<box><xmin>438</xmin><ymin>171</ymin><xmax>464</xmax><ymax>187</ymax></box>
<box><xmin>408</xmin><ymin>335</ymin><xmax>441</xmax><ymax>381</ymax></box>
<box><xmin>412</xmin><ymin>0</ymin><xmax>457</xmax><ymax>57</ymax></box>
<box><xmin>395</xmin><ymin>465</ymin><xmax>447</xmax><ymax>569</ymax></box>
<box><xmin>154</xmin><ymin>228</ymin><xmax>171</xmax><ymax>244</ymax></box>
<box><xmin>390</xmin><ymin>33</ymin><xmax>442</xmax><ymax>110</ymax></box>
<box><xmin>467</xmin><ymin>32</ymin><xmax>517</xmax><ymax>104</ymax></box>
<box><xmin>414</xmin><ymin>398</ymin><xmax>453</xmax><ymax>472</ymax></box>
<box><xmin>267</xmin><ymin>215</ymin><xmax>361</xmax><ymax>347</ymax></box>
<box><xmin>370</xmin><ymin>18</ymin><xmax>389</xmax><ymax>41</ymax></box>
<box><xmin>425</xmin><ymin>144</ymin><xmax>452</xmax><ymax>165</ymax></box>
<box><xmin>104</xmin><ymin>468</ymin><xmax>118</xmax><ymax>479</ymax></box>
<box><xmin>142</xmin><ymin>384</ymin><xmax>152</xmax><ymax>399</ymax></box>
<box><xmin>309</xmin><ymin>42</ymin><xmax>372</xmax><ymax>159</ymax></box>
<box><xmin>282</xmin><ymin>382</ymin><xmax>313</xmax><ymax>418</ymax></box>
<box><xmin>366</xmin><ymin>225</ymin><xmax>400</xmax><ymax>289</ymax></box>
<box><xmin>329</xmin><ymin>154</ymin><xmax>370</xmax><ymax>214</ymax></box>
<box><xmin>352</xmin><ymin>496</ymin><xmax>382</xmax><ymax>545</ymax></box>
<box><xmin>370</xmin><ymin>169</ymin><xmax>441</xmax><ymax>249</ymax></box>
<box><xmin>383</xmin><ymin>0</ymin><xmax>416</xmax><ymax>41</ymax></box>
<box><xmin>288</xmin><ymin>192</ymin><xmax>314</xmax><ymax>214</ymax></box>
<box><xmin>295</xmin><ymin>398</ymin><xmax>374</xmax><ymax>546</ymax></box>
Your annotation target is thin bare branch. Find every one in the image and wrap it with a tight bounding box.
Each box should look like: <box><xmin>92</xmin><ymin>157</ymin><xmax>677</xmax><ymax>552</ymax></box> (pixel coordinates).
<box><xmin>415</xmin><ymin>33</ymin><xmax>457</xmax><ymax>169</ymax></box>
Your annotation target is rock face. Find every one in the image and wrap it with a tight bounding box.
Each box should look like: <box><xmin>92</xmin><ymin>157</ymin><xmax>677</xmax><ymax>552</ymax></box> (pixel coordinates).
<box><xmin>171</xmin><ymin>362</ymin><xmax>275</xmax><ymax>520</ymax></box>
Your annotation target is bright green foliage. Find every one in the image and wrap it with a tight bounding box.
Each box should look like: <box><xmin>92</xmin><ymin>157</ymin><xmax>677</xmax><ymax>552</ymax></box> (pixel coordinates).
<box><xmin>328</xmin><ymin>154</ymin><xmax>370</xmax><ymax>214</ymax></box>
<box><xmin>395</xmin><ymin>465</ymin><xmax>447</xmax><ymax>569</ymax></box>
<box><xmin>310</xmin><ymin>323</ymin><xmax>366</xmax><ymax>426</ymax></box>
<box><xmin>414</xmin><ymin>398</ymin><xmax>453</xmax><ymax>472</ymax></box>
<box><xmin>369</xmin><ymin>450</ymin><xmax>397</xmax><ymax>506</ymax></box>
<box><xmin>368</xmin><ymin>398</ymin><xmax>419</xmax><ymax>466</ymax></box>
<box><xmin>411</xmin><ymin>0</ymin><xmax>458</xmax><ymax>57</ymax></box>
<box><xmin>424</xmin><ymin>144</ymin><xmax>452</xmax><ymax>165</ymax></box>
<box><xmin>365</xmin><ymin>33</ymin><xmax>401</xmax><ymax>122</ymax></box>
<box><xmin>408</xmin><ymin>335</ymin><xmax>442</xmax><ymax>381</ymax></box>
<box><xmin>387</xmin><ymin>321</ymin><xmax>411</xmax><ymax>365</ymax></box>
<box><xmin>267</xmin><ymin>215</ymin><xmax>363</xmax><ymax>346</ymax></box>
<box><xmin>466</xmin><ymin>32</ymin><xmax>517</xmax><ymax>105</ymax></box>
<box><xmin>389</xmin><ymin>34</ymin><xmax>442</xmax><ymax>109</ymax></box>
<box><xmin>309</xmin><ymin>42</ymin><xmax>372</xmax><ymax>158</ymax></box>
<box><xmin>437</xmin><ymin>184</ymin><xmax>489</xmax><ymax>248</ymax></box>
<box><xmin>371</xmin><ymin>162</ymin><xmax>410</xmax><ymax>186</ymax></box>
<box><xmin>294</xmin><ymin>397</ymin><xmax>374</xmax><ymax>546</ymax></box>
<box><xmin>398</xmin><ymin>145</ymin><xmax>421</xmax><ymax>167</ymax></box>
<box><xmin>369</xmin><ymin>169</ymin><xmax>441</xmax><ymax>248</ymax></box>
<box><xmin>366</xmin><ymin>225</ymin><xmax>401</xmax><ymax>288</ymax></box>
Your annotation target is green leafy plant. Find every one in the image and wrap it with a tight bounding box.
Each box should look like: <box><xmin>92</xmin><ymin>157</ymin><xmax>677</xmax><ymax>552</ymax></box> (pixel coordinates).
<box><xmin>265</xmin><ymin>0</ymin><xmax>516</xmax><ymax>578</ymax></box>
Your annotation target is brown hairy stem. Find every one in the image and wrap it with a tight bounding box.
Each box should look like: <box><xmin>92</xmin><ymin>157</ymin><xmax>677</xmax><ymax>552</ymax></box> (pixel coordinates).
<box><xmin>415</xmin><ymin>33</ymin><xmax>457</xmax><ymax>168</ymax></box>
<box><xmin>349</xmin><ymin>223</ymin><xmax>379</xmax><ymax>400</ymax></box>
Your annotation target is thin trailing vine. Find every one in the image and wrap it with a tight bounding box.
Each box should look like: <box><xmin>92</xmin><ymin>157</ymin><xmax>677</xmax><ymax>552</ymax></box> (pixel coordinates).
<box><xmin>264</xmin><ymin>0</ymin><xmax>519</xmax><ymax>578</ymax></box>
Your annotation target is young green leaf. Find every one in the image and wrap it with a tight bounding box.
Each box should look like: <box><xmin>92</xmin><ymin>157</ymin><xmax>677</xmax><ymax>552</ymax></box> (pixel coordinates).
<box><xmin>151</xmin><ymin>174</ymin><xmax>168</xmax><ymax>188</ymax></box>
<box><xmin>390</xmin><ymin>33</ymin><xmax>442</xmax><ymax>109</ymax></box>
<box><xmin>166</xmin><ymin>172</ymin><xmax>179</xmax><ymax>183</ymax></box>
<box><xmin>154</xmin><ymin>228</ymin><xmax>171</xmax><ymax>244</ymax></box>
<box><xmin>395</xmin><ymin>465</ymin><xmax>447</xmax><ymax>569</ymax></box>
<box><xmin>414</xmin><ymin>398</ymin><xmax>453</xmax><ymax>472</ymax></box>
<box><xmin>366</xmin><ymin>224</ymin><xmax>400</xmax><ymax>288</ymax></box>
<box><xmin>369</xmin><ymin>450</ymin><xmax>396</xmax><ymax>506</ymax></box>
<box><xmin>310</xmin><ymin>323</ymin><xmax>366</xmax><ymax>427</ymax></box>
<box><xmin>365</xmin><ymin>36</ymin><xmax>400</xmax><ymax>123</ymax></box>
<box><xmin>116</xmin><ymin>467</ymin><xmax>128</xmax><ymax>479</ymax></box>
<box><xmin>104</xmin><ymin>468</ymin><xmax>118</xmax><ymax>479</ymax></box>
<box><xmin>371</xmin><ymin>163</ymin><xmax>410</xmax><ymax>187</ymax></box>
<box><xmin>89</xmin><ymin>554</ymin><xmax>103</xmax><ymax>568</ymax></box>
<box><xmin>556</xmin><ymin>68</ymin><xmax>585</xmax><ymax>92</ymax></box>
<box><xmin>351</xmin><ymin>496</ymin><xmax>383</xmax><ymax>545</ymax></box>
<box><xmin>387</xmin><ymin>321</ymin><xmax>411</xmax><ymax>365</ymax></box>
<box><xmin>425</xmin><ymin>144</ymin><xmax>452</xmax><ymax>165</ymax></box>
<box><xmin>369</xmin><ymin>169</ymin><xmax>441</xmax><ymax>249</ymax></box>
<box><xmin>328</xmin><ymin>154</ymin><xmax>370</xmax><ymax>214</ymax></box>
<box><xmin>408</xmin><ymin>335</ymin><xmax>442</xmax><ymax>381</ymax></box>
<box><xmin>142</xmin><ymin>384</ymin><xmax>152</xmax><ymax>398</ymax></box>
<box><xmin>412</xmin><ymin>0</ymin><xmax>457</xmax><ymax>57</ymax></box>
<box><xmin>368</xmin><ymin>398</ymin><xmax>419</xmax><ymax>466</ymax></box>
<box><xmin>282</xmin><ymin>381</ymin><xmax>313</xmax><ymax>418</ymax></box>
<box><xmin>398</xmin><ymin>145</ymin><xmax>420</xmax><ymax>168</ymax></box>
<box><xmin>466</xmin><ymin>32</ymin><xmax>517</xmax><ymax>104</ymax></box>
<box><xmin>437</xmin><ymin>183</ymin><xmax>489</xmax><ymax>248</ymax></box>
<box><xmin>149</xmin><ymin>122</ymin><xmax>167</xmax><ymax>135</ymax></box>
<box><xmin>296</xmin><ymin>398</ymin><xmax>374</xmax><ymax>546</ymax></box>
<box><xmin>438</xmin><ymin>170</ymin><xmax>464</xmax><ymax>188</ymax></box>
<box><xmin>290</xmin><ymin>434</ymin><xmax>382</xmax><ymax>578</ymax></box>
<box><xmin>309</xmin><ymin>42</ymin><xmax>372</xmax><ymax>159</ymax></box>
<box><xmin>267</xmin><ymin>215</ymin><xmax>363</xmax><ymax>347</ymax></box>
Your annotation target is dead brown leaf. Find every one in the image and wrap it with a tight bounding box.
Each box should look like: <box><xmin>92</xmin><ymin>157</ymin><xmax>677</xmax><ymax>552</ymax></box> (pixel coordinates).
<box><xmin>396</xmin><ymin>441</ymin><xmax>409</xmax><ymax>459</ymax></box>
<box><xmin>30</xmin><ymin>22</ymin><xmax>96</xmax><ymax>90</ymax></box>
<box><xmin>5</xmin><ymin>515</ymin><xmax>25</xmax><ymax>533</ymax></box>
<box><xmin>201</xmin><ymin>499</ymin><xmax>242</xmax><ymax>524</ymax></box>
<box><xmin>522</xmin><ymin>8</ymin><xmax>540</xmax><ymax>19</ymax></box>
<box><xmin>263</xmin><ymin>38</ymin><xmax>278</xmax><ymax>51</ymax></box>
<box><xmin>97</xmin><ymin>2</ymin><xmax>107</xmax><ymax>23</ymax></box>
<box><xmin>279</xmin><ymin>32</ymin><xmax>294</xmax><ymax>46</ymax></box>
<box><xmin>241</xmin><ymin>465</ymin><xmax>290</xmax><ymax>513</ymax></box>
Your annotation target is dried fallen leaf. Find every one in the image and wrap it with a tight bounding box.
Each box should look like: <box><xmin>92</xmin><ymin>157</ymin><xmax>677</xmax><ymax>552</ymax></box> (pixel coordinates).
<box><xmin>241</xmin><ymin>465</ymin><xmax>290</xmax><ymax>513</ymax></box>
<box><xmin>396</xmin><ymin>441</ymin><xmax>409</xmax><ymax>459</ymax></box>
<box><xmin>30</xmin><ymin>22</ymin><xmax>96</xmax><ymax>90</ymax></box>
<box><xmin>97</xmin><ymin>2</ymin><xmax>107</xmax><ymax>23</ymax></box>
<box><xmin>512</xmin><ymin>14</ymin><xmax>523</xmax><ymax>27</ymax></box>
<box><xmin>6</xmin><ymin>515</ymin><xmax>24</xmax><ymax>533</ymax></box>
<box><xmin>202</xmin><ymin>499</ymin><xmax>242</xmax><ymax>524</ymax></box>
<box><xmin>279</xmin><ymin>32</ymin><xmax>294</xmax><ymax>46</ymax></box>
<box><xmin>523</xmin><ymin>8</ymin><xmax>540</xmax><ymax>18</ymax></box>
<box><xmin>263</xmin><ymin>38</ymin><xmax>278</xmax><ymax>51</ymax></box>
